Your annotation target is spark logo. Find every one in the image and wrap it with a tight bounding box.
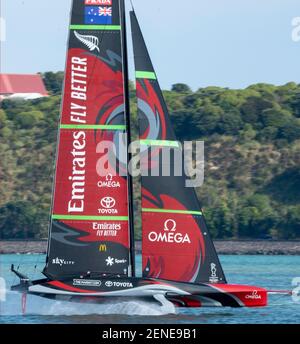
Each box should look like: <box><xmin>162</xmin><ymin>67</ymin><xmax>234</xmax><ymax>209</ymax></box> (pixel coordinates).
<box><xmin>148</xmin><ymin>219</ymin><xmax>191</xmax><ymax>244</ymax></box>
<box><xmin>105</xmin><ymin>256</ymin><xmax>127</xmax><ymax>266</ymax></box>
<box><xmin>106</xmin><ymin>256</ymin><xmax>114</xmax><ymax>266</ymax></box>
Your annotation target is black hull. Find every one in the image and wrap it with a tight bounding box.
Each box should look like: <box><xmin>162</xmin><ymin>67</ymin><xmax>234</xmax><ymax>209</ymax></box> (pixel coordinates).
<box><xmin>11</xmin><ymin>276</ymin><xmax>268</xmax><ymax>308</ymax></box>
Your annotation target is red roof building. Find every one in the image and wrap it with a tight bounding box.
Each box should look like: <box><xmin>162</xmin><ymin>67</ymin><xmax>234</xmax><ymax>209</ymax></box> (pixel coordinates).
<box><xmin>0</xmin><ymin>74</ymin><xmax>48</xmax><ymax>100</ymax></box>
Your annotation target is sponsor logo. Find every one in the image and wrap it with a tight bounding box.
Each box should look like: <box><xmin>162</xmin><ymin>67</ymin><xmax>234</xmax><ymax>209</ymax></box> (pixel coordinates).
<box><xmin>100</xmin><ymin>197</ymin><xmax>116</xmax><ymax>209</ymax></box>
<box><xmin>98</xmin><ymin>174</ymin><xmax>121</xmax><ymax>188</ymax></box>
<box><xmin>209</xmin><ymin>263</ymin><xmax>219</xmax><ymax>283</ymax></box>
<box><xmin>73</xmin><ymin>279</ymin><xmax>101</xmax><ymax>287</ymax></box>
<box><xmin>52</xmin><ymin>258</ymin><xmax>75</xmax><ymax>266</ymax></box>
<box><xmin>93</xmin><ymin>222</ymin><xmax>122</xmax><ymax>237</ymax></box>
<box><xmin>99</xmin><ymin>197</ymin><xmax>118</xmax><ymax>214</ymax></box>
<box><xmin>106</xmin><ymin>256</ymin><xmax>114</xmax><ymax>266</ymax></box>
<box><xmin>105</xmin><ymin>281</ymin><xmax>133</xmax><ymax>288</ymax></box>
<box><xmin>67</xmin><ymin>130</ymin><xmax>87</xmax><ymax>214</ymax></box>
<box><xmin>99</xmin><ymin>244</ymin><xmax>107</xmax><ymax>252</ymax></box>
<box><xmin>93</xmin><ymin>223</ymin><xmax>121</xmax><ymax>231</ymax></box>
<box><xmin>148</xmin><ymin>219</ymin><xmax>191</xmax><ymax>244</ymax></box>
<box><xmin>85</xmin><ymin>0</ymin><xmax>112</xmax><ymax>5</ymax></box>
<box><xmin>245</xmin><ymin>290</ymin><xmax>262</xmax><ymax>300</ymax></box>
<box><xmin>105</xmin><ymin>256</ymin><xmax>127</xmax><ymax>266</ymax></box>
<box><xmin>74</xmin><ymin>31</ymin><xmax>100</xmax><ymax>53</ymax></box>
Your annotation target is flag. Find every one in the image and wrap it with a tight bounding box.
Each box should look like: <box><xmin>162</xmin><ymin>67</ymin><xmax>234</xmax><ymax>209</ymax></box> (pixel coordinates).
<box><xmin>85</xmin><ymin>0</ymin><xmax>112</xmax><ymax>5</ymax></box>
<box><xmin>84</xmin><ymin>6</ymin><xmax>112</xmax><ymax>25</ymax></box>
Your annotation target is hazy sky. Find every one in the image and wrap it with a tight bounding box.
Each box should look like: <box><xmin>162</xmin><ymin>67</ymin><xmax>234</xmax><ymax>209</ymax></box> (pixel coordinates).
<box><xmin>0</xmin><ymin>0</ymin><xmax>299</xmax><ymax>90</ymax></box>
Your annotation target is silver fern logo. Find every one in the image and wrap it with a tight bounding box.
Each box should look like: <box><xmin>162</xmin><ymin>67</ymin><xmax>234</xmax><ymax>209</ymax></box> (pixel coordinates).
<box><xmin>74</xmin><ymin>31</ymin><xmax>100</xmax><ymax>53</ymax></box>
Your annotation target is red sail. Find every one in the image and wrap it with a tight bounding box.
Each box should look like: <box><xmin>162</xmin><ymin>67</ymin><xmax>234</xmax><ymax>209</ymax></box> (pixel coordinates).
<box><xmin>131</xmin><ymin>11</ymin><xmax>227</xmax><ymax>284</ymax></box>
<box><xmin>44</xmin><ymin>0</ymin><xmax>132</xmax><ymax>279</ymax></box>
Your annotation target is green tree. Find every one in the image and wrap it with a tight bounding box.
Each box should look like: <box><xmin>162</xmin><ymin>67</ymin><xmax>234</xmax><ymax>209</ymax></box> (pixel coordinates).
<box><xmin>240</xmin><ymin>96</ymin><xmax>273</xmax><ymax>126</ymax></box>
<box><xmin>195</xmin><ymin>104</ymin><xmax>223</xmax><ymax>136</ymax></box>
<box><xmin>278</xmin><ymin>120</ymin><xmax>300</xmax><ymax>142</ymax></box>
<box><xmin>257</xmin><ymin>126</ymin><xmax>278</xmax><ymax>142</ymax></box>
<box><xmin>237</xmin><ymin>195</ymin><xmax>276</xmax><ymax>238</ymax></box>
<box><xmin>214</xmin><ymin>202</ymin><xmax>234</xmax><ymax>238</ymax></box>
<box><xmin>238</xmin><ymin>124</ymin><xmax>257</xmax><ymax>142</ymax></box>
<box><xmin>1</xmin><ymin>81</ymin><xmax>300</xmax><ymax>240</ymax></box>
<box><xmin>0</xmin><ymin>201</ymin><xmax>40</xmax><ymax>239</ymax></box>
<box><xmin>16</xmin><ymin>111</ymin><xmax>44</xmax><ymax>128</ymax></box>
<box><xmin>291</xmin><ymin>92</ymin><xmax>300</xmax><ymax>117</ymax></box>
<box><xmin>0</xmin><ymin>109</ymin><xmax>7</xmax><ymax>128</ymax></box>
<box><xmin>278</xmin><ymin>206</ymin><xmax>300</xmax><ymax>239</ymax></box>
<box><xmin>171</xmin><ymin>110</ymin><xmax>198</xmax><ymax>139</ymax></box>
<box><xmin>171</xmin><ymin>83</ymin><xmax>191</xmax><ymax>93</ymax></box>
<box><xmin>218</xmin><ymin>109</ymin><xmax>243</xmax><ymax>135</ymax></box>
<box><xmin>42</xmin><ymin>71</ymin><xmax>64</xmax><ymax>95</ymax></box>
<box><xmin>260</xmin><ymin>107</ymin><xmax>292</xmax><ymax>128</ymax></box>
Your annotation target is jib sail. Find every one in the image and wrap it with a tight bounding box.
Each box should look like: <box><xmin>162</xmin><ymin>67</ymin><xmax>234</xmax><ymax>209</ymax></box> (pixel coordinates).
<box><xmin>130</xmin><ymin>10</ymin><xmax>226</xmax><ymax>284</ymax></box>
<box><xmin>44</xmin><ymin>0</ymin><xmax>133</xmax><ymax>279</ymax></box>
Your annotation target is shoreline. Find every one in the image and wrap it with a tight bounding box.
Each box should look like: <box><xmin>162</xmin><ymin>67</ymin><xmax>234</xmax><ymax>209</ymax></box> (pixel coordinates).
<box><xmin>1</xmin><ymin>240</ymin><xmax>300</xmax><ymax>255</ymax></box>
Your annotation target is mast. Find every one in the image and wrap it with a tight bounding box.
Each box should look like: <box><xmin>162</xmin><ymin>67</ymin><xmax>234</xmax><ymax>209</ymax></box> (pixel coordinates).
<box><xmin>120</xmin><ymin>0</ymin><xmax>135</xmax><ymax>277</ymax></box>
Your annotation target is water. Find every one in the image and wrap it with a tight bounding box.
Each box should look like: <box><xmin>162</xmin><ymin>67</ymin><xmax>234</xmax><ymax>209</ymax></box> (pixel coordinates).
<box><xmin>0</xmin><ymin>254</ymin><xmax>299</xmax><ymax>324</ymax></box>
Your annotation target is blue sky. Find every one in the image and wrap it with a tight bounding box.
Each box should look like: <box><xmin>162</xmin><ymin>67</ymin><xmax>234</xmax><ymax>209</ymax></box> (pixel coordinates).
<box><xmin>0</xmin><ymin>0</ymin><xmax>299</xmax><ymax>90</ymax></box>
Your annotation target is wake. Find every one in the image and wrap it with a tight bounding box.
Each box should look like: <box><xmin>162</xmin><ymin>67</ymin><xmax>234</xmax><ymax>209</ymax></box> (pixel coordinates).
<box><xmin>0</xmin><ymin>291</ymin><xmax>176</xmax><ymax>316</ymax></box>
<box><xmin>49</xmin><ymin>298</ymin><xmax>175</xmax><ymax>316</ymax></box>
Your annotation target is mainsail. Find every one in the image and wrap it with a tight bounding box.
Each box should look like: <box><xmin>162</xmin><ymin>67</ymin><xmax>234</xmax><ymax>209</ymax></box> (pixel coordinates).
<box><xmin>130</xmin><ymin>11</ymin><xmax>226</xmax><ymax>284</ymax></box>
<box><xmin>44</xmin><ymin>0</ymin><xmax>134</xmax><ymax>279</ymax></box>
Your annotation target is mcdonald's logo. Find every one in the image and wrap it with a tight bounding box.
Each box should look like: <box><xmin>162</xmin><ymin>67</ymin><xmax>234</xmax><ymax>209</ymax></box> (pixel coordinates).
<box><xmin>99</xmin><ymin>244</ymin><xmax>107</xmax><ymax>252</ymax></box>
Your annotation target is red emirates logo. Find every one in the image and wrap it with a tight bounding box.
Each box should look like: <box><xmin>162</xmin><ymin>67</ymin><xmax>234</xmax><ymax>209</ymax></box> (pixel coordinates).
<box><xmin>85</xmin><ymin>0</ymin><xmax>112</xmax><ymax>5</ymax></box>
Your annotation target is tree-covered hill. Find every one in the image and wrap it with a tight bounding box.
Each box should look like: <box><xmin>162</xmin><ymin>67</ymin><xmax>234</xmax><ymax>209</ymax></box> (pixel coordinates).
<box><xmin>0</xmin><ymin>73</ymin><xmax>299</xmax><ymax>239</ymax></box>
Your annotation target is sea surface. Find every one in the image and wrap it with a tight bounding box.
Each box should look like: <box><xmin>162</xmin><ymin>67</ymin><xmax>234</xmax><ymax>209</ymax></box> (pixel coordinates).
<box><xmin>0</xmin><ymin>254</ymin><xmax>299</xmax><ymax>324</ymax></box>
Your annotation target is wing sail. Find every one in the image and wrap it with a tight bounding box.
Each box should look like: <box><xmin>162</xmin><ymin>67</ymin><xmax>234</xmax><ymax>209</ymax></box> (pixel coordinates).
<box><xmin>44</xmin><ymin>0</ymin><xmax>132</xmax><ymax>279</ymax></box>
<box><xmin>130</xmin><ymin>11</ymin><xmax>226</xmax><ymax>284</ymax></box>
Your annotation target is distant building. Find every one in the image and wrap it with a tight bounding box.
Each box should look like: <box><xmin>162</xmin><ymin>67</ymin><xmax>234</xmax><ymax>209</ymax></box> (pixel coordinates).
<box><xmin>0</xmin><ymin>74</ymin><xmax>48</xmax><ymax>101</ymax></box>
